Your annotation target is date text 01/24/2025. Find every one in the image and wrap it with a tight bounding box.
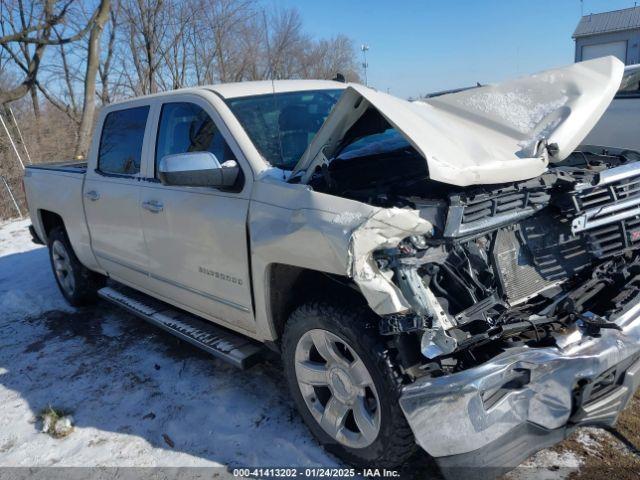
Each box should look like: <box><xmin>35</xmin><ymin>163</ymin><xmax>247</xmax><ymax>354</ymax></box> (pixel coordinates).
<box><xmin>232</xmin><ymin>468</ymin><xmax>400</xmax><ymax>477</ymax></box>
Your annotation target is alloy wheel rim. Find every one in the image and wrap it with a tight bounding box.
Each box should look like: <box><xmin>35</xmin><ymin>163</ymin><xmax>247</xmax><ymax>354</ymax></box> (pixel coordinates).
<box><xmin>52</xmin><ymin>240</ymin><xmax>75</xmax><ymax>296</ymax></box>
<box><xmin>295</xmin><ymin>329</ymin><xmax>381</xmax><ymax>448</ymax></box>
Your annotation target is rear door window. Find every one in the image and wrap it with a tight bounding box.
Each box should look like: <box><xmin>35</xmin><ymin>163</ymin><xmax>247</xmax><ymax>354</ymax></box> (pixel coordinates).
<box><xmin>98</xmin><ymin>106</ymin><xmax>149</xmax><ymax>175</ymax></box>
<box><xmin>155</xmin><ymin>102</ymin><xmax>235</xmax><ymax>177</ymax></box>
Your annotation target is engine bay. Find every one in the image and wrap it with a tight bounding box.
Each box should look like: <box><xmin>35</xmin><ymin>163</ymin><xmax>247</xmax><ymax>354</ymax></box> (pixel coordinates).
<box><xmin>308</xmin><ymin>136</ymin><xmax>640</xmax><ymax>378</ymax></box>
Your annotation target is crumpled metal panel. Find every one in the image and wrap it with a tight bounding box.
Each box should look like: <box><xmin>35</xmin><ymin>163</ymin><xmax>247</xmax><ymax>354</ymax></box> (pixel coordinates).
<box><xmin>248</xmin><ymin>178</ymin><xmax>431</xmax><ymax>339</ymax></box>
<box><xmin>398</xmin><ymin>299</ymin><xmax>640</xmax><ymax>459</ymax></box>
<box><xmin>347</xmin><ymin>208</ymin><xmax>433</xmax><ymax>315</ymax></box>
<box><xmin>293</xmin><ymin>57</ymin><xmax>623</xmax><ymax>187</ymax></box>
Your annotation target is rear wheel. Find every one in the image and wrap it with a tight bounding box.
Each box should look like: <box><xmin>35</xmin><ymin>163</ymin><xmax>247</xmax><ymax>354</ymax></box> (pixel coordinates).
<box><xmin>48</xmin><ymin>226</ymin><xmax>105</xmax><ymax>306</ymax></box>
<box><xmin>282</xmin><ymin>301</ymin><xmax>416</xmax><ymax>467</ymax></box>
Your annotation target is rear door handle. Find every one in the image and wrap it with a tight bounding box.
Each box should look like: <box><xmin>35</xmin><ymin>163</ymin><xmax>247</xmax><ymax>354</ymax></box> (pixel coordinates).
<box><xmin>84</xmin><ymin>190</ymin><xmax>100</xmax><ymax>201</ymax></box>
<box><xmin>142</xmin><ymin>200</ymin><xmax>164</xmax><ymax>213</ymax></box>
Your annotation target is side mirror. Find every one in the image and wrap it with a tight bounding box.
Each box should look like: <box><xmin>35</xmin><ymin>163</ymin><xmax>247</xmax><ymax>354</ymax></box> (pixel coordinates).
<box><xmin>158</xmin><ymin>152</ymin><xmax>240</xmax><ymax>188</ymax></box>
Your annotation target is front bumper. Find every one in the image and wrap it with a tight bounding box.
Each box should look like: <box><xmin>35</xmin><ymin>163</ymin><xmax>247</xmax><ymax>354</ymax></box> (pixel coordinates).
<box><xmin>398</xmin><ymin>299</ymin><xmax>640</xmax><ymax>477</ymax></box>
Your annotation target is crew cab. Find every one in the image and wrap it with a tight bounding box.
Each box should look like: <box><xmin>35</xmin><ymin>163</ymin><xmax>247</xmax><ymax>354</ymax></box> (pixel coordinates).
<box><xmin>23</xmin><ymin>56</ymin><xmax>640</xmax><ymax>477</ymax></box>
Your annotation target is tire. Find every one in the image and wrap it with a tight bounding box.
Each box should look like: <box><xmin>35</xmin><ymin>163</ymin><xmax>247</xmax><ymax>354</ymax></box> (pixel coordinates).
<box><xmin>47</xmin><ymin>226</ymin><xmax>106</xmax><ymax>306</ymax></box>
<box><xmin>282</xmin><ymin>300</ymin><xmax>417</xmax><ymax>468</ymax></box>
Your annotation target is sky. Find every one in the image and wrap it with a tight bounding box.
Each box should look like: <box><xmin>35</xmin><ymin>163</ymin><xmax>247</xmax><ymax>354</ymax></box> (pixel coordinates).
<box><xmin>271</xmin><ymin>0</ymin><xmax>639</xmax><ymax>98</ymax></box>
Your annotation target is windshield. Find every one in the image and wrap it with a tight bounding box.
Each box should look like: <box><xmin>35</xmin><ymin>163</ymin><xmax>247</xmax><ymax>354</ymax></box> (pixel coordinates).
<box><xmin>227</xmin><ymin>89</ymin><xmax>343</xmax><ymax>170</ymax></box>
<box><xmin>338</xmin><ymin>128</ymin><xmax>412</xmax><ymax>160</ymax></box>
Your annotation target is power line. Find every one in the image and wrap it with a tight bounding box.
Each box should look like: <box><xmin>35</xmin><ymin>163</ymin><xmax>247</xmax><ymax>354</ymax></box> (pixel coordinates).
<box><xmin>0</xmin><ymin>114</ymin><xmax>25</xmax><ymax>170</ymax></box>
<box><xmin>1</xmin><ymin>175</ymin><xmax>22</xmax><ymax>218</ymax></box>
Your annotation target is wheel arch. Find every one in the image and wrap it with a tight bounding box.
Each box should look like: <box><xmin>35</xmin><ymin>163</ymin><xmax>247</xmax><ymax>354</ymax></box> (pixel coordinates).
<box><xmin>38</xmin><ymin>209</ymin><xmax>65</xmax><ymax>242</ymax></box>
<box><xmin>266</xmin><ymin>263</ymin><xmax>366</xmax><ymax>343</ymax></box>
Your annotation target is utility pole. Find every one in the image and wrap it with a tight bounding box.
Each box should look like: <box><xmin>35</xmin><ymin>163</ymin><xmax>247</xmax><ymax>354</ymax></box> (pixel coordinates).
<box><xmin>361</xmin><ymin>44</ymin><xmax>369</xmax><ymax>86</ymax></box>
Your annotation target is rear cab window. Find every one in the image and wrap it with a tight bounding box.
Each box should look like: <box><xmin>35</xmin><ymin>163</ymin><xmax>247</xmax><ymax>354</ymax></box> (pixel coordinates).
<box><xmin>98</xmin><ymin>106</ymin><xmax>150</xmax><ymax>175</ymax></box>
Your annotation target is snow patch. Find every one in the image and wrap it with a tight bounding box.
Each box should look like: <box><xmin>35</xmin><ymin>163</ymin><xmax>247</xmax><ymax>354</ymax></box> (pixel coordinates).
<box><xmin>576</xmin><ymin>427</ymin><xmax>604</xmax><ymax>455</ymax></box>
<box><xmin>507</xmin><ymin>450</ymin><xmax>583</xmax><ymax>480</ymax></box>
<box><xmin>41</xmin><ymin>409</ymin><xmax>74</xmax><ymax>439</ymax></box>
<box><xmin>462</xmin><ymin>89</ymin><xmax>568</xmax><ymax>134</ymax></box>
<box><xmin>331</xmin><ymin>212</ymin><xmax>364</xmax><ymax>226</ymax></box>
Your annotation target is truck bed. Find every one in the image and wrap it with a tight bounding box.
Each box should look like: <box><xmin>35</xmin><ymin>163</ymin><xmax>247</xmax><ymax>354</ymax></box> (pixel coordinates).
<box><xmin>26</xmin><ymin>160</ymin><xmax>87</xmax><ymax>174</ymax></box>
<box><xmin>23</xmin><ymin>158</ymin><xmax>98</xmax><ymax>271</ymax></box>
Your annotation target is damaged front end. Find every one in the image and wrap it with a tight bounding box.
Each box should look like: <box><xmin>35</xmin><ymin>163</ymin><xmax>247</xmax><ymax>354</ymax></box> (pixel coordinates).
<box><xmin>286</xmin><ymin>56</ymin><xmax>640</xmax><ymax>472</ymax></box>
<box><xmin>343</xmin><ymin>147</ymin><xmax>640</xmax><ymax>474</ymax></box>
<box><xmin>365</xmin><ymin>148</ymin><xmax>640</xmax><ymax>374</ymax></box>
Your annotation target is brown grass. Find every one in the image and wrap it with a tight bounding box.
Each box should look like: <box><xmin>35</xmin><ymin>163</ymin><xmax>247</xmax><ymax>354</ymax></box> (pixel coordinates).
<box><xmin>553</xmin><ymin>391</ymin><xmax>640</xmax><ymax>480</ymax></box>
<box><xmin>0</xmin><ymin>106</ymin><xmax>79</xmax><ymax>221</ymax></box>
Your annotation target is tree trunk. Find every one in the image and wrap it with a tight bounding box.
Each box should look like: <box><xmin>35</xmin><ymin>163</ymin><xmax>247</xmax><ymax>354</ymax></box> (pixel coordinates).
<box><xmin>29</xmin><ymin>85</ymin><xmax>40</xmax><ymax>118</ymax></box>
<box><xmin>74</xmin><ymin>0</ymin><xmax>111</xmax><ymax>159</ymax></box>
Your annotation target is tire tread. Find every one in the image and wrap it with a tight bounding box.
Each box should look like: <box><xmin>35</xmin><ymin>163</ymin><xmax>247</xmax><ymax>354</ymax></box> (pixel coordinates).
<box><xmin>48</xmin><ymin>226</ymin><xmax>105</xmax><ymax>306</ymax></box>
<box><xmin>282</xmin><ymin>300</ymin><xmax>417</xmax><ymax>468</ymax></box>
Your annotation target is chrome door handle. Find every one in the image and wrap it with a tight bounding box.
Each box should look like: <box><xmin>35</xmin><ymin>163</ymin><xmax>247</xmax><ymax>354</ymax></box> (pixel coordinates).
<box><xmin>142</xmin><ymin>200</ymin><xmax>163</xmax><ymax>213</ymax></box>
<box><xmin>84</xmin><ymin>190</ymin><xmax>100</xmax><ymax>201</ymax></box>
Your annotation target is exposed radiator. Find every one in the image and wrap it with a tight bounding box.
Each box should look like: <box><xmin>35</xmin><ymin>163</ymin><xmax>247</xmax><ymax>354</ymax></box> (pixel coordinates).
<box><xmin>492</xmin><ymin>216</ymin><xmax>591</xmax><ymax>305</ymax></box>
<box><xmin>492</xmin><ymin>228</ymin><xmax>562</xmax><ymax>305</ymax></box>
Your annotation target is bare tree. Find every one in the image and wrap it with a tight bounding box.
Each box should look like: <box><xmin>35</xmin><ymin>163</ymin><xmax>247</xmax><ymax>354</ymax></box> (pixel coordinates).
<box><xmin>75</xmin><ymin>0</ymin><xmax>111</xmax><ymax>158</ymax></box>
<box><xmin>121</xmin><ymin>0</ymin><xmax>166</xmax><ymax>94</ymax></box>
<box><xmin>302</xmin><ymin>34</ymin><xmax>360</xmax><ymax>81</ymax></box>
<box><xmin>162</xmin><ymin>0</ymin><xmax>193</xmax><ymax>90</ymax></box>
<box><xmin>97</xmin><ymin>0</ymin><xmax>119</xmax><ymax>104</ymax></box>
<box><xmin>0</xmin><ymin>0</ymin><xmax>105</xmax><ymax>106</ymax></box>
<box><xmin>267</xmin><ymin>8</ymin><xmax>309</xmax><ymax>79</ymax></box>
<box><xmin>0</xmin><ymin>0</ymin><xmax>56</xmax><ymax>105</ymax></box>
<box><xmin>192</xmin><ymin>0</ymin><xmax>256</xmax><ymax>83</ymax></box>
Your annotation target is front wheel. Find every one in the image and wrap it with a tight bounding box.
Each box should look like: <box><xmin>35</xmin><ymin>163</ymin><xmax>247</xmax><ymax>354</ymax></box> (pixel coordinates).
<box><xmin>48</xmin><ymin>226</ymin><xmax>105</xmax><ymax>306</ymax></box>
<box><xmin>282</xmin><ymin>301</ymin><xmax>417</xmax><ymax>467</ymax></box>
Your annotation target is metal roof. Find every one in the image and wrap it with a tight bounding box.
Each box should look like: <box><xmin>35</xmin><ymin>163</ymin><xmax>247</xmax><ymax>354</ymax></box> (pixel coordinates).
<box><xmin>573</xmin><ymin>6</ymin><xmax>640</xmax><ymax>38</ymax></box>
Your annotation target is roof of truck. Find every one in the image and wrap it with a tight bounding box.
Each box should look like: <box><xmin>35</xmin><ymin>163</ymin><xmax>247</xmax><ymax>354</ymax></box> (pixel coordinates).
<box><xmin>208</xmin><ymin>79</ymin><xmax>347</xmax><ymax>98</ymax></box>
<box><xmin>108</xmin><ymin>79</ymin><xmax>347</xmax><ymax>106</ymax></box>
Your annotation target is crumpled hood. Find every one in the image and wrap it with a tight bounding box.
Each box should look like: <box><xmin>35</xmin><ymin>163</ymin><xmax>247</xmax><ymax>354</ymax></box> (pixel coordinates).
<box><xmin>293</xmin><ymin>56</ymin><xmax>624</xmax><ymax>187</ymax></box>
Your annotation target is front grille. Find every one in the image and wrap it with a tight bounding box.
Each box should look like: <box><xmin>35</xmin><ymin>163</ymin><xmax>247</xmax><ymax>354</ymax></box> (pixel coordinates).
<box><xmin>461</xmin><ymin>190</ymin><xmax>549</xmax><ymax>224</ymax></box>
<box><xmin>445</xmin><ymin>188</ymin><xmax>550</xmax><ymax>237</ymax></box>
<box><xmin>575</xmin><ymin>173</ymin><xmax>640</xmax><ymax>211</ymax></box>
<box><xmin>586</xmin><ymin>216</ymin><xmax>640</xmax><ymax>257</ymax></box>
<box><xmin>572</xmin><ymin>165</ymin><xmax>640</xmax><ymax>258</ymax></box>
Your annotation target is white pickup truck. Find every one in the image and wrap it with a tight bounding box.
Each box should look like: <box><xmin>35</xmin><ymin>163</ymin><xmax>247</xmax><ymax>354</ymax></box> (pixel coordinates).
<box><xmin>23</xmin><ymin>57</ymin><xmax>640</xmax><ymax>477</ymax></box>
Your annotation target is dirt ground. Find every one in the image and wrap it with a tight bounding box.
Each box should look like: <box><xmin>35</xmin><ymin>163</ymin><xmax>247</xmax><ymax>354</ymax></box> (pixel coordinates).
<box><xmin>557</xmin><ymin>392</ymin><xmax>640</xmax><ymax>480</ymax></box>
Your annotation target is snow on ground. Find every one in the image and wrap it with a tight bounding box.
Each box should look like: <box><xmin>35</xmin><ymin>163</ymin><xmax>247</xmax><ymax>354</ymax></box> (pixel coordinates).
<box><xmin>506</xmin><ymin>450</ymin><xmax>582</xmax><ymax>480</ymax></box>
<box><xmin>0</xmin><ymin>219</ymin><xmax>335</xmax><ymax>469</ymax></box>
